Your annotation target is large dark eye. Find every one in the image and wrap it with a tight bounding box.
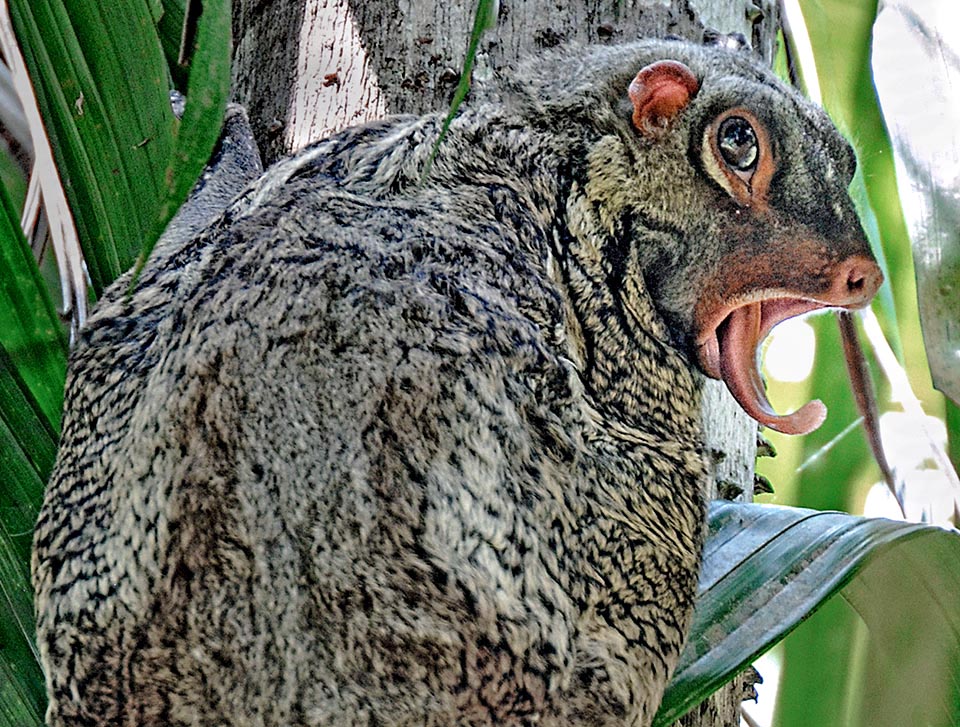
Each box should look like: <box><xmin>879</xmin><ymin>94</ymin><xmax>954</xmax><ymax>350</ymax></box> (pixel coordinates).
<box><xmin>717</xmin><ymin>116</ymin><xmax>758</xmax><ymax>172</ymax></box>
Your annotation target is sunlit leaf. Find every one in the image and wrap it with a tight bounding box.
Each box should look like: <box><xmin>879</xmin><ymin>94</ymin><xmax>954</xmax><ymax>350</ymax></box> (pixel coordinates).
<box><xmin>872</xmin><ymin>0</ymin><xmax>960</xmax><ymax>409</ymax></box>
<box><xmin>843</xmin><ymin>529</ymin><xmax>960</xmax><ymax>726</ymax></box>
<box><xmin>654</xmin><ymin>501</ymin><xmax>960</xmax><ymax>726</ymax></box>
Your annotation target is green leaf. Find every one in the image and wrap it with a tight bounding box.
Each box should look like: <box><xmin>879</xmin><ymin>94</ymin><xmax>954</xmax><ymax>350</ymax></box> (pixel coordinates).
<box><xmin>872</xmin><ymin>2</ymin><xmax>960</xmax><ymax>409</ymax></box>
<box><xmin>653</xmin><ymin>501</ymin><xmax>960</xmax><ymax>726</ymax></box>
<box><xmin>0</xmin><ymin>179</ymin><xmax>66</xmax><ymax>439</ymax></box>
<box><xmin>423</xmin><ymin>0</ymin><xmax>498</xmax><ymax>180</ymax></box>
<box><xmin>843</xmin><ymin>532</ymin><xmax>960</xmax><ymax>725</ymax></box>
<box><xmin>10</xmin><ymin>0</ymin><xmax>176</xmax><ymax>293</ymax></box>
<box><xmin>0</xmin><ymin>3</ymin><xmax>230</xmax><ymax>721</ymax></box>
<box><xmin>0</xmin><ymin>148</ymin><xmax>27</xmax><ymax>210</ymax></box>
<box><xmin>131</xmin><ymin>0</ymin><xmax>231</xmax><ymax>285</ymax></box>
<box><xmin>165</xmin><ymin>0</ymin><xmax>231</xmax><ymax>219</ymax></box>
<box><xmin>0</xmin><ymin>495</ymin><xmax>46</xmax><ymax>727</ymax></box>
<box><xmin>0</xmin><ymin>181</ymin><xmax>61</xmax><ymax>727</ymax></box>
<box><xmin>156</xmin><ymin>0</ymin><xmax>187</xmax><ymax>88</ymax></box>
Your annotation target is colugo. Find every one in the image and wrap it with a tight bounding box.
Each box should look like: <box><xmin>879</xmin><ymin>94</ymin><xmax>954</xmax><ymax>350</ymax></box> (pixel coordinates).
<box><xmin>34</xmin><ymin>36</ymin><xmax>881</xmax><ymax>727</ymax></box>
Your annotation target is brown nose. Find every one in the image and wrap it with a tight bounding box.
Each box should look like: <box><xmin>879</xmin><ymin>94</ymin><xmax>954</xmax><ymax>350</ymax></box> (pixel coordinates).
<box><xmin>832</xmin><ymin>255</ymin><xmax>884</xmax><ymax>308</ymax></box>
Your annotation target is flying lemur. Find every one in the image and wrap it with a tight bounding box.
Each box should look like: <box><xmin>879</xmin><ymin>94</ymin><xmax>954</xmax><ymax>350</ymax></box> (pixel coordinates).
<box><xmin>34</xmin><ymin>37</ymin><xmax>882</xmax><ymax>726</ymax></box>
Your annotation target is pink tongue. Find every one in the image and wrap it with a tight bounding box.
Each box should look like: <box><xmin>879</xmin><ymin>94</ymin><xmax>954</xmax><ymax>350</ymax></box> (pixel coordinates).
<box><xmin>718</xmin><ymin>303</ymin><xmax>826</xmax><ymax>435</ymax></box>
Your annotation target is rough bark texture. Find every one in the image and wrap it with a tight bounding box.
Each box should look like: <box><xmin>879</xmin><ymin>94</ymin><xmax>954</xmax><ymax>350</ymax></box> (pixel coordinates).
<box><xmin>228</xmin><ymin>1</ymin><xmax>780</xmax><ymax>723</ymax></box>
<box><xmin>232</xmin><ymin>0</ymin><xmax>307</xmax><ymax>162</ymax></box>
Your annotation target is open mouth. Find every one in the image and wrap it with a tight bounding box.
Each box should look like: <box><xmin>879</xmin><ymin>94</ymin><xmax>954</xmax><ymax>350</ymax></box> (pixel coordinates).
<box><xmin>696</xmin><ymin>295</ymin><xmax>831</xmax><ymax>435</ymax></box>
<box><xmin>693</xmin><ymin>252</ymin><xmax>883</xmax><ymax>435</ymax></box>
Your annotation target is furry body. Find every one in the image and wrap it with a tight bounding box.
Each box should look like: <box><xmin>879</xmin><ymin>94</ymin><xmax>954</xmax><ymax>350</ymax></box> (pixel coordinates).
<box><xmin>34</xmin><ymin>39</ymin><xmax>870</xmax><ymax>726</ymax></box>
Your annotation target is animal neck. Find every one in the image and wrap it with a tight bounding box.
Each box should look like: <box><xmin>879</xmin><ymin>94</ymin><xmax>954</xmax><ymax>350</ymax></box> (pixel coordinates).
<box><xmin>408</xmin><ymin>113</ymin><xmax>704</xmax><ymax>442</ymax></box>
<box><xmin>549</xmin><ymin>185</ymin><xmax>704</xmax><ymax>444</ymax></box>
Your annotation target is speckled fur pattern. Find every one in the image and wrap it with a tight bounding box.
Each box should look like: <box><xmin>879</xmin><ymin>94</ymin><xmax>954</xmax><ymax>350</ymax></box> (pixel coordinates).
<box><xmin>34</xmin><ymin>39</ymin><xmax>856</xmax><ymax>726</ymax></box>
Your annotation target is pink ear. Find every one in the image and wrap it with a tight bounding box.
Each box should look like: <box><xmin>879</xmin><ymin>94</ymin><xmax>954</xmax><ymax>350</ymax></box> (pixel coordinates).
<box><xmin>628</xmin><ymin>60</ymin><xmax>699</xmax><ymax>137</ymax></box>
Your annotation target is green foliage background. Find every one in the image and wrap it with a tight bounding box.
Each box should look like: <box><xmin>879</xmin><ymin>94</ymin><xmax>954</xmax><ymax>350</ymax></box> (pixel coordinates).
<box><xmin>758</xmin><ymin>1</ymin><xmax>960</xmax><ymax>724</ymax></box>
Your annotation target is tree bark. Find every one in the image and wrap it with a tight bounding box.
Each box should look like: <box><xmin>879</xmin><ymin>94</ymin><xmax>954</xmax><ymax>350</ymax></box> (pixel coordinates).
<box><xmin>232</xmin><ymin>0</ymin><xmax>307</xmax><ymax>163</ymax></box>
<box><xmin>230</xmin><ymin>1</ymin><xmax>780</xmax><ymax>723</ymax></box>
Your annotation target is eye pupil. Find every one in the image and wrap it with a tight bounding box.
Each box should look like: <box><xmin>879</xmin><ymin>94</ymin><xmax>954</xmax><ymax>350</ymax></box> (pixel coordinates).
<box><xmin>718</xmin><ymin>116</ymin><xmax>758</xmax><ymax>171</ymax></box>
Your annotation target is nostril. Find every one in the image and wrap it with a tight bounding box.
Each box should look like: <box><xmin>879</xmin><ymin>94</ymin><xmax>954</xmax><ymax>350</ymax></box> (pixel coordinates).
<box><xmin>839</xmin><ymin>257</ymin><xmax>883</xmax><ymax>303</ymax></box>
<box><xmin>848</xmin><ymin>270</ymin><xmax>866</xmax><ymax>292</ymax></box>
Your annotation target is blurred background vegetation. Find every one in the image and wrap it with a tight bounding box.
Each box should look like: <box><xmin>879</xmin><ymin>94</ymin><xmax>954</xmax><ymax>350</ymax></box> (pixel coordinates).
<box><xmin>0</xmin><ymin>0</ymin><xmax>956</xmax><ymax>725</ymax></box>
<box><xmin>757</xmin><ymin>1</ymin><xmax>960</xmax><ymax>725</ymax></box>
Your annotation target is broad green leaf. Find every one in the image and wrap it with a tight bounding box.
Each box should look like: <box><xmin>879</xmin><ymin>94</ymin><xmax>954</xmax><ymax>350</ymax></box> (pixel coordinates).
<box><xmin>843</xmin><ymin>531</ymin><xmax>960</xmax><ymax>726</ymax></box>
<box><xmin>156</xmin><ymin>0</ymin><xmax>187</xmax><ymax>88</ymax></box>
<box><xmin>131</xmin><ymin>0</ymin><xmax>231</xmax><ymax>283</ymax></box>
<box><xmin>0</xmin><ymin>180</ymin><xmax>66</xmax><ymax>437</ymax></box>
<box><xmin>0</xmin><ymin>168</ymin><xmax>62</xmax><ymax>727</ymax></box>
<box><xmin>653</xmin><ymin>501</ymin><xmax>960</xmax><ymax>726</ymax></box>
<box><xmin>0</xmin><ymin>494</ymin><xmax>45</xmax><ymax>727</ymax></box>
<box><xmin>872</xmin><ymin>0</ymin><xmax>960</xmax><ymax>409</ymax></box>
<box><xmin>10</xmin><ymin>0</ymin><xmax>176</xmax><ymax>293</ymax></box>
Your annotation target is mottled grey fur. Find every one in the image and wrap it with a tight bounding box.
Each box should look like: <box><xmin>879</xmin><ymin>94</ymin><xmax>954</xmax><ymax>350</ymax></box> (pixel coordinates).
<box><xmin>34</xmin><ymin>39</ymin><xmax>858</xmax><ymax>726</ymax></box>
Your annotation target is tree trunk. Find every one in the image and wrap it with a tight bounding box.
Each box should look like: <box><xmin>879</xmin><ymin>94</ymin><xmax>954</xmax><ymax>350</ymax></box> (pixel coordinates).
<box><xmin>230</xmin><ymin>1</ymin><xmax>780</xmax><ymax>723</ymax></box>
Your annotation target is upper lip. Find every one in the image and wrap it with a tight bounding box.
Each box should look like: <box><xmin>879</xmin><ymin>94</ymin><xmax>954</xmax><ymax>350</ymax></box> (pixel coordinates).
<box><xmin>689</xmin><ymin>254</ymin><xmax>883</xmax><ymax>435</ymax></box>
<box><xmin>696</xmin><ymin>293</ymin><xmax>833</xmax><ymax>378</ymax></box>
<box><xmin>695</xmin><ymin>254</ymin><xmax>883</xmax><ymax>378</ymax></box>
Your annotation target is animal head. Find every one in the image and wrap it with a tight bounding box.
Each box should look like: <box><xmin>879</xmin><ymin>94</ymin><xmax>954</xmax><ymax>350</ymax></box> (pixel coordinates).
<box><xmin>508</xmin><ymin>39</ymin><xmax>883</xmax><ymax>434</ymax></box>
